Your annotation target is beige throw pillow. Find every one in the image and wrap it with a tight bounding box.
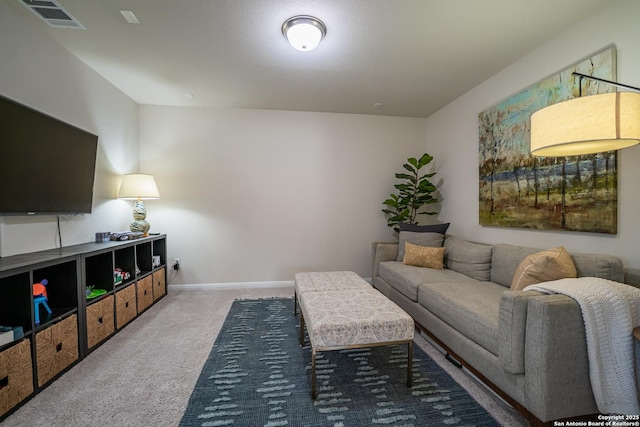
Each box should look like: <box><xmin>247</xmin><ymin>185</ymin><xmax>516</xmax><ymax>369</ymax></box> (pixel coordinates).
<box><xmin>397</xmin><ymin>231</ymin><xmax>444</xmax><ymax>261</ymax></box>
<box><xmin>403</xmin><ymin>241</ymin><xmax>445</xmax><ymax>270</ymax></box>
<box><xmin>510</xmin><ymin>246</ymin><xmax>577</xmax><ymax>290</ymax></box>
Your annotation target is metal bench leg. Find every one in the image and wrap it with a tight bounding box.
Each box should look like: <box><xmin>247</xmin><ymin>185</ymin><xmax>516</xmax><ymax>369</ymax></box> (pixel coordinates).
<box><xmin>294</xmin><ymin>290</ymin><xmax>298</xmax><ymax>316</ymax></box>
<box><xmin>311</xmin><ymin>347</ymin><xmax>317</xmax><ymax>399</ymax></box>
<box><xmin>407</xmin><ymin>340</ymin><xmax>413</xmax><ymax>388</ymax></box>
<box><xmin>299</xmin><ymin>311</ymin><xmax>305</xmax><ymax>347</ymax></box>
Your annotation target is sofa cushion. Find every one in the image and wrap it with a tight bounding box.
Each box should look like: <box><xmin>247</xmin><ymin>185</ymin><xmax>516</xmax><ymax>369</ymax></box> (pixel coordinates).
<box><xmin>510</xmin><ymin>246</ymin><xmax>577</xmax><ymax>290</ymax></box>
<box><xmin>570</xmin><ymin>252</ymin><xmax>625</xmax><ymax>282</ymax></box>
<box><xmin>444</xmin><ymin>236</ymin><xmax>492</xmax><ymax>281</ymax></box>
<box><xmin>492</xmin><ymin>243</ymin><xmax>625</xmax><ymax>286</ymax></box>
<box><xmin>491</xmin><ymin>244</ymin><xmax>539</xmax><ymax>287</ymax></box>
<box><xmin>397</xmin><ymin>232</ymin><xmax>444</xmax><ymax>261</ymax></box>
<box><xmin>378</xmin><ymin>261</ymin><xmax>476</xmax><ymax>302</ymax></box>
<box><xmin>418</xmin><ymin>280</ymin><xmax>504</xmax><ymax>355</ymax></box>
<box><xmin>403</xmin><ymin>242</ymin><xmax>445</xmax><ymax>269</ymax></box>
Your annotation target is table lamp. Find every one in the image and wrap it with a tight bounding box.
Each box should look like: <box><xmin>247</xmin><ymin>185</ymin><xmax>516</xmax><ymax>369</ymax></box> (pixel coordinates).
<box><xmin>117</xmin><ymin>174</ymin><xmax>160</xmax><ymax>236</ymax></box>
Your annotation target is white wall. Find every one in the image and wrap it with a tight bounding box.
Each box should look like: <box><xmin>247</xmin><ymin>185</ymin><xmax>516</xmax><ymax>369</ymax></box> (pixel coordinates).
<box><xmin>425</xmin><ymin>0</ymin><xmax>640</xmax><ymax>268</ymax></box>
<box><xmin>139</xmin><ymin>106</ymin><xmax>428</xmax><ymax>284</ymax></box>
<box><xmin>6</xmin><ymin>0</ymin><xmax>635</xmax><ymax>280</ymax></box>
<box><xmin>0</xmin><ymin>2</ymin><xmax>138</xmax><ymax>256</ymax></box>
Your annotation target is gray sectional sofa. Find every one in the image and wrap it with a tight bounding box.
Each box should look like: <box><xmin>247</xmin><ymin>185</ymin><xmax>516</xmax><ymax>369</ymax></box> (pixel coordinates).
<box><xmin>372</xmin><ymin>234</ymin><xmax>628</xmax><ymax>425</ymax></box>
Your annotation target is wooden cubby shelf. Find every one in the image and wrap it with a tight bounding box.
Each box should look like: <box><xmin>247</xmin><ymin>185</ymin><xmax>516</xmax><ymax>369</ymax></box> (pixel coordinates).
<box><xmin>0</xmin><ymin>234</ymin><xmax>167</xmax><ymax>421</ymax></box>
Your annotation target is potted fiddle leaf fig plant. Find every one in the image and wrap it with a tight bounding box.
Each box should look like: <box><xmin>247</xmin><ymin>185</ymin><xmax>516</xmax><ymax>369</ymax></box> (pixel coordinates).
<box><xmin>382</xmin><ymin>153</ymin><xmax>438</xmax><ymax>234</ymax></box>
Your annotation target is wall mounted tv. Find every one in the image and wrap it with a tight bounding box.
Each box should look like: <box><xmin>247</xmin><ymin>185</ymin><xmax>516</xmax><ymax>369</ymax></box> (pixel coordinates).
<box><xmin>0</xmin><ymin>95</ymin><xmax>98</xmax><ymax>215</ymax></box>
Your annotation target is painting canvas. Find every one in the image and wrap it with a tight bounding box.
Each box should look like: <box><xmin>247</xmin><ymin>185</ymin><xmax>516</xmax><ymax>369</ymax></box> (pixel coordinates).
<box><xmin>478</xmin><ymin>47</ymin><xmax>617</xmax><ymax>234</ymax></box>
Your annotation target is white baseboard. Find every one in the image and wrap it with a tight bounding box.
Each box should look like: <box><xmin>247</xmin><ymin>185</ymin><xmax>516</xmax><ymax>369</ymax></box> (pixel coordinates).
<box><xmin>168</xmin><ymin>276</ymin><xmax>372</xmax><ymax>291</ymax></box>
<box><xmin>168</xmin><ymin>281</ymin><xmax>294</xmax><ymax>291</ymax></box>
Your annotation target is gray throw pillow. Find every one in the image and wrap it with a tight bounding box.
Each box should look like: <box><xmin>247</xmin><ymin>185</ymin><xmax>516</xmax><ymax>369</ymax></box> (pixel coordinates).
<box><xmin>397</xmin><ymin>231</ymin><xmax>444</xmax><ymax>262</ymax></box>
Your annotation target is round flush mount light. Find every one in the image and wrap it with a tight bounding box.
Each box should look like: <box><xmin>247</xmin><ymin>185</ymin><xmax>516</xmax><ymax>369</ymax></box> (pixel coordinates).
<box><xmin>282</xmin><ymin>15</ymin><xmax>326</xmax><ymax>51</ymax></box>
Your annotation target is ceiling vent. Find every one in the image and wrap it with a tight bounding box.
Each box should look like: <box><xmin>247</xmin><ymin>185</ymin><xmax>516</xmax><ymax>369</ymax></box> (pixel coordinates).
<box><xmin>20</xmin><ymin>0</ymin><xmax>86</xmax><ymax>29</ymax></box>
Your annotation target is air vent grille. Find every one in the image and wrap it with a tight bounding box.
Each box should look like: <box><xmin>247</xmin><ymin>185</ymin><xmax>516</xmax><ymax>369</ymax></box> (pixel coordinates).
<box><xmin>33</xmin><ymin>7</ymin><xmax>70</xmax><ymax>20</ymax></box>
<box><xmin>20</xmin><ymin>0</ymin><xmax>86</xmax><ymax>29</ymax></box>
<box><xmin>27</xmin><ymin>1</ymin><xmax>57</xmax><ymax>7</ymax></box>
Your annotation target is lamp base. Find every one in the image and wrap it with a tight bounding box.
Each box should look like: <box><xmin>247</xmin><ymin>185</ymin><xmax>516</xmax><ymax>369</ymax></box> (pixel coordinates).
<box><xmin>130</xmin><ymin>220</ymin><xmax>150</xmax><ymax>236</ymax></box>
<box><xmin>130</xmin><ymin>200</ymin><xmax>151</xmax><ymax>236</ymax></box>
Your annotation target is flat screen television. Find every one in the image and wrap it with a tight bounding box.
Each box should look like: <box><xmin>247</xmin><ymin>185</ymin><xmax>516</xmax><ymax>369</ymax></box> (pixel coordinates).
<box><xmin>0</xmin><ymin>95</ymin><xmax>98</xmax><ymax>215</ymax></box>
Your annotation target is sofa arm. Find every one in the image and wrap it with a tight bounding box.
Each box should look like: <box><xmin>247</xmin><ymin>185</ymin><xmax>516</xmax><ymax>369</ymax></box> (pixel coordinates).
<box><xmin>524</xmin><ymin>294</ymin><xmax>596</xmax><ymax>422</ymax></box>
<box><xmin>372</xmin><ymin>241</ymin><xmax>399</xmax><ymax>278</ymax></box>
<box><xmin>498</xmin><ymin>290</ymin><xmax>541</xmax><ymax>374</ymax></box>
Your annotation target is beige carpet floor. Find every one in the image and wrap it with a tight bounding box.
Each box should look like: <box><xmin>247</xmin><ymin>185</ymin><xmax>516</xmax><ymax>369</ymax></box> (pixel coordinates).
<box><xmin>2</xmin><ymin>286</ymin><xmax>527</xmax><ymax>426</ymax></box>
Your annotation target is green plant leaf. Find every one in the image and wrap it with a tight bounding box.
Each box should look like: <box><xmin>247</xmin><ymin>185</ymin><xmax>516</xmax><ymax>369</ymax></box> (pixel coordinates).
<box><xmin>398</xmin><ymin>196</ymin><xmax>413</xmax><ymax>205</ymax></box>
<box><xmin>382</xmin><ymin>153</ymin><xmax>439</xmax><ymax>233</ymax></box>
<box><xmin>394</xmin><ymin>183</ymin><xmax>413</xmax><ymax>192</ymax></box>
<box><xmin>403</xmin><ymin>163</ymin><xmax>416</xmax><ymax>174</ymax></box>
<box><xmin>395</xmin><ymin>173</ymin><xmax>416</xmax><ymax>182</ymax></box>
<box><xmin>418</xmin><ymin>181</ymin><xmax>436</xmax><ymax>192</ymax></box>
<box><xmin>418</xmin><ymin>153</ymin><xmax>433</xmax><ymax>168</ymax></box>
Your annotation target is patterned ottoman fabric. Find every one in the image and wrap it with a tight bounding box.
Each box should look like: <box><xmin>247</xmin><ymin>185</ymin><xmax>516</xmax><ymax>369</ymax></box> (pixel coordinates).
<box><xmin>299</xmin><ymin>287</ymin><xmax>414</xmax><ymax>348</ymax></box>
<box><xmin>294</xmin><ymin>271</ymin><xmax>371</xmax><ymax>295</ymax></box>
<box><xmin>293</xmin><ymin>271</ymin><xmax>371</xmax><ymax>315</ymax></box>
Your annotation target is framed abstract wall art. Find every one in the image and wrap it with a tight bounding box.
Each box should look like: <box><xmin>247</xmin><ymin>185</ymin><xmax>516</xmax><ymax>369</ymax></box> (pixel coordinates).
<box><xmin>478</xmin><ymin>47</ymin><xmax>617</xmax><ymax>234</ymax></box>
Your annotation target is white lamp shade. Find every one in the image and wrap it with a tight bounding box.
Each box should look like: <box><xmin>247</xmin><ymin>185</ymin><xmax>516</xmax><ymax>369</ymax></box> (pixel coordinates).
<box><xmin>530</xmin><ymin>92</ymin><xmax>640</xmax><ymax>157</ymax></box>
<box><xmin>282</xmin><ymin>16</ymin><xmax>326</xmax><ymax>51</ymax></box>
<box><xmin>117</xmin><ymin>174</ymin><xmax>160</xmax><ymax>200</ymax></box>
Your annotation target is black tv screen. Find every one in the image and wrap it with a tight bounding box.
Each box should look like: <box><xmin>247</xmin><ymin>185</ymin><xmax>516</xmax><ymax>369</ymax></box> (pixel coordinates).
<box><xmin>0</xmin><ymin>95</ymin><xmax>98</xmax><ymax>215</ymax></box>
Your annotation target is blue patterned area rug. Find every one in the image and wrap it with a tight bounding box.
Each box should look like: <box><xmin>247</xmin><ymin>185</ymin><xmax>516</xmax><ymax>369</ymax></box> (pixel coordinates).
<box><xmin>180</xmin><ymin>298</ymin><xmax>499</xmax><ymax>427</ymax></box>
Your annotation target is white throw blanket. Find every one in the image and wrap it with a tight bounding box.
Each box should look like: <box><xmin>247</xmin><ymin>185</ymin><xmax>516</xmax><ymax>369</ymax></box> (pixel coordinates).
<box><xmin>525</xmin><ymin>277</ymin><xmax>640</xmax><ymax>415</ymax></box>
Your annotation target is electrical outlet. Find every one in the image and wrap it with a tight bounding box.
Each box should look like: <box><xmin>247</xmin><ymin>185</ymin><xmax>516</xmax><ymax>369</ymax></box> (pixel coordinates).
<box><xmin>173</xmin><ymin>257</ymin><xmax>181</xmax><ymax>271</ymax></box>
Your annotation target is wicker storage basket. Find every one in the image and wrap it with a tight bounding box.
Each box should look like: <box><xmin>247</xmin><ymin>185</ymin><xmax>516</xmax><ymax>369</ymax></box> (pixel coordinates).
<box><xmin>35</xmin><ymin>314</ymin><xmax>78</xmax><ymax>387</ymax></box>
<box><xmin>0</xmin><ymin>338</ymin><xmax>33</xmax><ymax>417</ymax></box>
<box><xmin>136</xmin><ymin>275</ymin><xmax>154</xmax><ymax>313</ymax></box>
<box><xmin>152</xmin><ymin>268</ymin><xmax>166</xmax><ymax>301</ymax></box>
<box><xmin>116</xmin><ymin>284</ymin><xmax>137</xmax><ymax>329</ymax></box>
<box><xmin>86</xmin><ymin>295</ymin><xmax>115</xmax><ymax>349</ymax></box>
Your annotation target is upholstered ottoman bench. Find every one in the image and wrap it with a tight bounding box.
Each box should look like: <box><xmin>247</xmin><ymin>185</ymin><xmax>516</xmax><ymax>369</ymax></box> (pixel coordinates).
<box><xmin>293</xmin><ymin>271</ymin><xmax>372</xmax><ymax>315</ymax></box>
<box><xmin>298</xmin><ymin>285</ymin><xmax>415</xmax><ymax>399</ymax></box>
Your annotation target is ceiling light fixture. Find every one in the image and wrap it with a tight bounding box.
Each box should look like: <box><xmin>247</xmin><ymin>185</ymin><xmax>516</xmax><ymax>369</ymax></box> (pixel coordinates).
<box><xmin>530</xmin><ymin>72</ymin><xmax>640</xmax><ymax>157</ymax></box>
<box><xmin>120</xmin><ymin>10</ymin><xmax>140</xmax><ymax>24</ymax></box>
<box><xmin>282</xmin><ymin>15</ymin><xmax>326</xmax><ymax>52</ymax></box>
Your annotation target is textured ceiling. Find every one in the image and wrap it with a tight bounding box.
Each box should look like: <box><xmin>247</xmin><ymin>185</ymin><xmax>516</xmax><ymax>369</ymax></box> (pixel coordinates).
<box><xmin>7</xmin><ymin>0</ymin><xmax>615</xmax><ymax>117</ymax></box>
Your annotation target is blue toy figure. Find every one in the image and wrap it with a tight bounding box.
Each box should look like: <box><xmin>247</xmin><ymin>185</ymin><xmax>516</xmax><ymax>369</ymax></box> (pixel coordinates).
<box><xmin>33</xmin><ymin>279</ymin><xmax>52</xmax><ymax>324</ymax></box>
